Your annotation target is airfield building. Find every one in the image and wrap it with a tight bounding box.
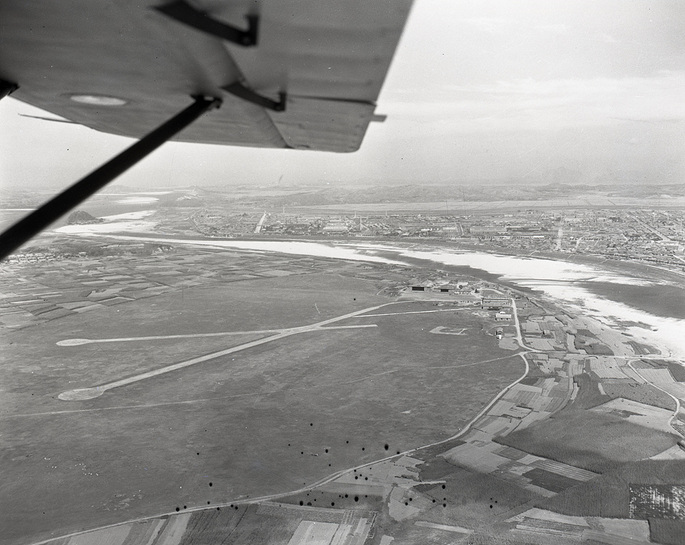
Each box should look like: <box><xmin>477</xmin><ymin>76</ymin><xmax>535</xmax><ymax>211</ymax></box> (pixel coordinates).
<box><xmin>482</xmin><ymin>297</ymin><xmax>512</xmax><ymax>309</ymax></box>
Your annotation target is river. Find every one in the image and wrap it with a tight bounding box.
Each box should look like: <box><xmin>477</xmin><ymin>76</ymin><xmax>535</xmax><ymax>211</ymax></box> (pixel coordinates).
<box><xmin>51</xmin><ymin>222</ymin><xmax>685</xmax><ymax>360</ymax></box>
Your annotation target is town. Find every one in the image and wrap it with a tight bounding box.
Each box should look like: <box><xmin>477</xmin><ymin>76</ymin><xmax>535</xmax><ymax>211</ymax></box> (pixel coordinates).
<box><xmin>190</xmin><ymin>206</ymin><xmax>685</xmax><ymax>272</ymax></box>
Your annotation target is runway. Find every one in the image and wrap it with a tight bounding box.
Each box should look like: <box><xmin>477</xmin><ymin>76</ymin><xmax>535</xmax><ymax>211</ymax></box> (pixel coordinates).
<box><xmin>57</xmin><ymin>304</ymin><xmax>392</xmax><ymax>401</ymax></box>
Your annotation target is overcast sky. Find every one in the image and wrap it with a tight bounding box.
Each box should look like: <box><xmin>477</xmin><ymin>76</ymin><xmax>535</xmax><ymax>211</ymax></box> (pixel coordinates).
<box><xmin>2</xmin><ymin>0</ymin><xmax>684</xmax><ymax>190</ymax></box>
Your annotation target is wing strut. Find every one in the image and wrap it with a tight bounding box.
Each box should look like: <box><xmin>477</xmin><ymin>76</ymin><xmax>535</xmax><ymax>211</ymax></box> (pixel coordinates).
<box><xmin>154</xmin><ymin>1</ymin><xmax>259</xmax><ymax>46</ymax></box>
<box><xmin>223</xmin><ymin>82</ymin><xmax>286</xmax><ymax>112</ymax></box>
<box><xmin>0</xmin><ymin>95</ymin><xmax>221</xmax><ymax>261</ymax></box>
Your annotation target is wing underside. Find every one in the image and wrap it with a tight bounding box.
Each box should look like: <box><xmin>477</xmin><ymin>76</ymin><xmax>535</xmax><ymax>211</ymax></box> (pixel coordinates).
<box><xmin>0</xmin><ymin>0</ymin><xmax>412</xmax><ymax>152</ymax></box>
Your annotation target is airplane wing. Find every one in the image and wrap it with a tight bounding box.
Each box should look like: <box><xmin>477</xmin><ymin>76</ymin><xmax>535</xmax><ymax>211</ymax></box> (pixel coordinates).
<box><xmin>0</xmin><ymin>0</ymin><xmax>412</xmax><ymax>153</ymax></box>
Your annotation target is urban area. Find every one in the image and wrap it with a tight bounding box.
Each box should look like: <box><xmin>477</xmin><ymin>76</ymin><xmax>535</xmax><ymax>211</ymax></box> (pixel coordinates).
<box><xmin>190</xmin><ymin>207</ymin><xmax>685</xmax><ymax>271</ymax></box>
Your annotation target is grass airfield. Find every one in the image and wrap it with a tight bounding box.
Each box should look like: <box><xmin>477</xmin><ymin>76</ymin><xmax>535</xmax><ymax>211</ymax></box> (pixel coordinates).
<box><xmin>0</xmin><ymin>249</ymin><xmax>521</xmax><ymax>545</ymax></box>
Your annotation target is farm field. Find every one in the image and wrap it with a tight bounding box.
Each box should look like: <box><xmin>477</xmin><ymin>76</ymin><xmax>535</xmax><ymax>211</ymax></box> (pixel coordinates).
<box><xmin>40</xmin><ymin>503</ymin><xmax>378</xmax><ymax>545</ymax></box>
<box><xmin>0</xmin><ymin>249</ymin><xmax>522</xmax><ymax>545</ymax></box>
<box><xmin>496</xmin><ymin>406</ymin><xmax>677</xmax><ymax>473</ymax></box>
<box><xmin>540</xmin><ymin>459</ymin><xmax>685</xmax><ymax>543</ymax></box>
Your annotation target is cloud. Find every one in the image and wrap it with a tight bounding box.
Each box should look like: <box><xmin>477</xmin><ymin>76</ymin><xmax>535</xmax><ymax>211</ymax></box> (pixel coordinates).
<box><xmin>382</xmin><ymin>72</ymin><xmax>685</xmax><ymax>133</ymax></box>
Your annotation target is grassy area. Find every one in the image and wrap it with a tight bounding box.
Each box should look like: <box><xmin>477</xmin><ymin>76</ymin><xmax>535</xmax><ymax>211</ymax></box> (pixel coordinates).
<box><xmin>602</xmin><ymin>382</ymin><xmax>675</xmax><ymax>410</ymax></box>
<box><xmin>0</xmin><ymin>254</ymin><xmax>522</xmax><ymax>545</ymax></box>
<box><xmin>649</xmin><ymin>519</ymin><xmax>685</xmax><ymax>545</ymax></box>
<box><xmin>279</xmin><ymin>488</ymin><xmax>384</xmax><ymax>511</ymax></box>
<box><xmin>176</xmin><ymin>504</ymin><xmax>304</xmax><ymax>545</ymax></box>
<box><xmin>667</xmin><ymin>362</ymin><xmax>685</xmax><ymax>382</ymax></box>
<box><xmin>572</xmin><ymin>373</ymin><xmax>611</xmax><ymax>409</ymax></box>
<box><xmin>628</xmin><ymin>341</ymin><xmax>660</xmax><ymax>355</ymax></box>
<box><xmin>574</xmin><ymin>334</ymin><xmax>614</xmax><ymax>355</ymax></box>
<box><xmin>0</xmin><ymin>273</ymin><xmax>390</xmax><ymax>415</ymax></box>
<box><xmin>411</xmin><ymin>460</ymin><xmax>537</xmax><ymax>529</ymax></box>
<box><xmin>524</xmin><ymin>468</ymin><xmax>581</xmax><ymax>493</ymax></box>
<box><xmin>495</xmin><ymin>407</ymin><xmax>676</xmax><ymax>473</ymax></box>
<box><xmin>179</xmin><ymin>507</ymin><xmax>246</xmax><ymax>544</ymax></box>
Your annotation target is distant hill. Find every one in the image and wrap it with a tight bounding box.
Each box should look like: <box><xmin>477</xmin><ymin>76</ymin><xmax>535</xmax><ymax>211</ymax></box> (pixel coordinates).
<box><xmin>67</xmin><ymin>210</ymin><xmax>103</xmax><ymax>225</ymax></box>
<box><xmin>255</xmin><ymin>184</ymin><xmax>575</xmax><ymax>207</ymax></box>
<box><xmin>242</xmin><ymin>182</ymin><xmax>685</xmax><ymax>208</ymax></box>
